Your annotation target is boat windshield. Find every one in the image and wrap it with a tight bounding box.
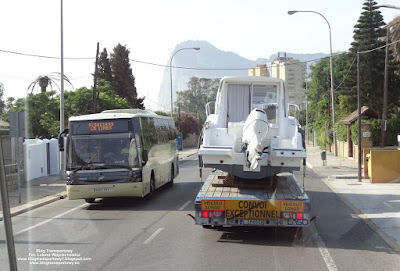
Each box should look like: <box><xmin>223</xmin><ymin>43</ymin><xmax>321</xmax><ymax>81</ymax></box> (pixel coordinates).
<box><xmin>67</xmin><ymin>133</ymin><xmax>139</xmax><ymax>170</ymax></box>
<box><xmin>252</xmin><ymin>84</ymin><xmax>278</xmax><ymax>123</ymax></box>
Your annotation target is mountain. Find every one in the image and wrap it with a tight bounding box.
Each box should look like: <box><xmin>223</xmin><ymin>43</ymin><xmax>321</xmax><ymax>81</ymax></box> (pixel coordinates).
<box><xmin>156</xmin><ymin>40</ymin><xmax>330</xmax><ymax>111</ymax></box>
<box><xmin>157</xmin><ymin>40</ymin><xmax>256</xmax><ymax>111</ymax></box>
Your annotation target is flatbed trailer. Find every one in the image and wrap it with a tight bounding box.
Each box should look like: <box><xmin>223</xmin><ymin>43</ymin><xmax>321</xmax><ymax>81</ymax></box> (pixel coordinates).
<box><xmin>194</xmin><ymin>171</ymin><xmax>311</xmax><ymax>228</ymax></box>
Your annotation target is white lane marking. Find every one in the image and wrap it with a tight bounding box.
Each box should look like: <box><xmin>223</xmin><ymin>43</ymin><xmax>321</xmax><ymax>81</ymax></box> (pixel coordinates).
<box><xmin>383</xmin><ymin>202</ymin><xmax>393</xmax><ymax>209</ymax></box>
<box><xmin>311</xmin><ymin>224</ymin><xmax>339</xmax><ymax>271</ymax></box>
<box><xmin>143</xmin><ymin>228</ymin><xmax>164</xmax><ymax>245</ymax></box>
<box><xmin>179</xmin><ymin>200</ymin><xmax>191</xmax><ymax>211</ymax></box>
<box><xmin>15</xmin><ymin>203</ymin><xmax>88</xmax><ymax>236</ymax></box>
<box><xmin>306</xmin><ymin>162</ymin><xmax>314</xmax><ymax>169</ymax></box>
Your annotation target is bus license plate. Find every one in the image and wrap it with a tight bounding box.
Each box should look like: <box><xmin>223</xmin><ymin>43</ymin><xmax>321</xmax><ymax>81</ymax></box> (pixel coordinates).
<box><xmin>93</xmin><ymin>188</ymin><xmax>110</xmax><ymax>192</ymax></box>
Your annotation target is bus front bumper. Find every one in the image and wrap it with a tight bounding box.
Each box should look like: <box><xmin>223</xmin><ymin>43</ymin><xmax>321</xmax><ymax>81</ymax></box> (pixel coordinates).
<box><xmin>67</xmin><ymin>182</ymin><xmax>144</xmax><ymax>200</ymax></box>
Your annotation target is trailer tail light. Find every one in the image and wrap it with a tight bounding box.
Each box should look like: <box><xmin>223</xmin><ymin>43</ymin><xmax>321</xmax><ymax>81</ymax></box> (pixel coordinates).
<box><xmin>202</xmin><ymin>211</ymin><xmax>210</xmax><ymax>218</ymax></box>
<box><xmin>296</xmin><ymin>213</ymin><xmax>303</xmax><ymax>220</ymax></box>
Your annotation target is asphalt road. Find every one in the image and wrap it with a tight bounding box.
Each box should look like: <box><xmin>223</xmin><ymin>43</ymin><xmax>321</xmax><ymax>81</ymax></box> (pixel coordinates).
<box><xmin>1</xmin><ymin>156</ymin><xmax>400</xmax><ymax>271</ymax></box>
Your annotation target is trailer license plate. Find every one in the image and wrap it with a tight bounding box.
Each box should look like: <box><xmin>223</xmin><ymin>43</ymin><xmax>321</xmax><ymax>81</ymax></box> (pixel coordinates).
<box><xmin>93</xmin><ymin>188</ymin><xmax>110</xmax><ymax>192</ymax></box>
<box><xmin>240</xmin><ymin>220</ymin><xmax>265</xmax><ymax>226</ymax></box>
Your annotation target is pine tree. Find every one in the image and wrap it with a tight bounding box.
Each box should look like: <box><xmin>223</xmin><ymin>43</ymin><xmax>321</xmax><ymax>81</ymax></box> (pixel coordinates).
<box><xmin>110</xmin><ymin>43</ymin><xmax>138</xmax><ymax>106</ymax></box>
<box><xmin>350</xmin><ymin>0</ymin><xmax>386</xmax><ymax>117</ymax></box>
<box><xmin>97</xmin><ymin>48</ymin><xmax>113</xmax><ymax>85</ymax></box>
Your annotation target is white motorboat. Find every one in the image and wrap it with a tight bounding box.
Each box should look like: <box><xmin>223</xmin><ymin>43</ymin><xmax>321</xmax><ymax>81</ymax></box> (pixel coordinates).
<box><xmin>198</xmin><ymin>76</ymin><xmax>306</xmax><ymax>179</ymax></box>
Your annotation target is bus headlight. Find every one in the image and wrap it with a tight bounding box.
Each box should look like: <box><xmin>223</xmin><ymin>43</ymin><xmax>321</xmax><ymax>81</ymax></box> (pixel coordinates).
<box><xmin>66</xmin><ymin>172</ymin><xmax>75</xmax><ymax>185</ymax></box>
<box><xmin>129</xmin><ymin>170</ymin><xmax>142</xmax><ymax>182</ymax></box>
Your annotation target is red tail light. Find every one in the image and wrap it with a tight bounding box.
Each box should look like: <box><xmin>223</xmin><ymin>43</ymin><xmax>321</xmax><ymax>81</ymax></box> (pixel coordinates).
<box><xmin>202</xmin><ymin>211</ymin><xmax>209</xmax><ymax>218</ymax></box>
<box><xmin>296</xmin><ymin>213</ymin><xmax>303</xmax><ymax>220</ymax></box>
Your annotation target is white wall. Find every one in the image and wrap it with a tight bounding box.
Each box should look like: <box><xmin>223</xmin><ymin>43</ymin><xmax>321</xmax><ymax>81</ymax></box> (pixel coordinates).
<box><xmin>24</xmin><ymin>138</ymin><xmax>61</xmax><ymax>181</ymax></box>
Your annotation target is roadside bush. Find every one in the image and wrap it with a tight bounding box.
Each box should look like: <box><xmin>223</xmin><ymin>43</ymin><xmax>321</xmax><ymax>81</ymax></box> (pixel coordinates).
<box><xmin>174</xmin><ymin>112</ymin><xmax>199</xmax><ymax>140</ymax></box>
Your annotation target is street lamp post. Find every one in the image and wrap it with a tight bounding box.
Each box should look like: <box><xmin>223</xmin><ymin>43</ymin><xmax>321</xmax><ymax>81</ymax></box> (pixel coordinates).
<box><xmin>288</xmin><ymin>10</ymin><xmax>337</xmax><ymax>156</ymax></box>
<box><xmin>169</xmin><ymin>47</ymin><xmax>200</xmax><ymax>117</ymax></box>
<box><xmin>60</xmin><ymin>0</ymin><xmax>65</xmax><ymax>178</ymax></box>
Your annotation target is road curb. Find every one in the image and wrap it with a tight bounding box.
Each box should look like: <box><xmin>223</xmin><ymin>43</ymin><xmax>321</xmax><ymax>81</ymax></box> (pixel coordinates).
<box><xmin>329</xmin><ymin>175</ymin><xmax>359</xmax><ymax>179</ymax></box>
<box><xmin>0</xmin><ymin>192</ymin><xmax>68</xmax><ymax>222</ymax></box>
<box><xmin>321</xmin><ymin>178</ymin><xmax>400</xmax><ymax>255</ymax></box>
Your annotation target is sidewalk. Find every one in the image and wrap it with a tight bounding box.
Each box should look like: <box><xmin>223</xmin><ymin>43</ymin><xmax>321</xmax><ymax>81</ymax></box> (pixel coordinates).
<box><xmin>306</xmin><ymin>143</ymin><xmax>400</xmax><ymax>253</ymax></box>
<box><xmin>0</xmin><ymin>148</ymin><xmax>200</xmax><ymax>221</ymax></box>
<box><xmin>0</xmin><ymin>175</ymin><xmax>67</xmax><ymax>221</ymax></box>
<box><xmin>178</xmin><ymin>147</ymin><xmax>198</xmax><ymax>160</ymax></box>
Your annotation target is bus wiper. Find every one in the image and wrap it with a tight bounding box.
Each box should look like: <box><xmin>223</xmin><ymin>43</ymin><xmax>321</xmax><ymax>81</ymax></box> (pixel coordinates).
<box><xmin>72</xmin><ymin>165</ymin><xmax>90</xmax><ymax>172</ymax></box>
<box><xmin>102</xmin><ymin>164</ymin><xmax>131</xmax><ymax>169</ymax></box>
<box><xmin>88</xmin><ymin>153</ymin><xmax>98</xmax><ymax>164</ymax></box>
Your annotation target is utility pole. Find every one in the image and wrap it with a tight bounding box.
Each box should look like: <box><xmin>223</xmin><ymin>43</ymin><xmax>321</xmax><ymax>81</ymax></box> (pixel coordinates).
<box><xmin>357</xmin><ymin>52</ymin><xmax>362</xmax><ymax>182</ymax></box>
<box><xmin>381</xmin><ymin>26</ymin><xmax>390</xmax><ymax>147</ymax></box>
<box><xmin>60</xmin><ymin>0</ymin><xmax>66</xmax><ymax>178</ymax></box>
<box><xmin>178</xmin><ymin>104</ymin><xmax>181</xmax><ymax>133</ymax></box>
<box><xmin>93</xmin><ymin>42</ymin><xmax>100</xmax><ymax>114</ymax></box>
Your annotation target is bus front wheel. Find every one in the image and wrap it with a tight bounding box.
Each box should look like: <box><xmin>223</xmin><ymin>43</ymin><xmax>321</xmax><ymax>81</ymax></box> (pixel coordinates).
<box><xmin>168</xmin><ymin>165</ymin><xmax>174</xmax><ymax>187</ymax></box>
<box><xmin>146</xmin><ymin>174</ymin><xmax>156</xmax><ymax>199</ymax></box>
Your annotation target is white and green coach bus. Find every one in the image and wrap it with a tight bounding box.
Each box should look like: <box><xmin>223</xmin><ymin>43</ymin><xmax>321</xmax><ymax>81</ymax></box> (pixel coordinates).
<box><xmin>58</xmin><ymin>109</ymin><xmax>179</xmax><ymax>203</ymax></box>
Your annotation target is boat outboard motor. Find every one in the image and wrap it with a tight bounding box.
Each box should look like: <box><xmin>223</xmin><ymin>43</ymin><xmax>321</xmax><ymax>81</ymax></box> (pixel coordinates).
<box><xmin>241</xmin><ymin>109</ymin><xmax>269</xmax><ymax>170</ymax></box>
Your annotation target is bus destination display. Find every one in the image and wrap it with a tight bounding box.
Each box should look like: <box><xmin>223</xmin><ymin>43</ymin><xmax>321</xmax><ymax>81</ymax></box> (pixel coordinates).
<box><xmin>88</xmin><ymin>121</ymin><xmax>114</xmax><ymax>132</ymax></box>
<box><xmin>71</xmin><ymin>119</ymin><xmax>130</xmax><ymax>135</ymax></box>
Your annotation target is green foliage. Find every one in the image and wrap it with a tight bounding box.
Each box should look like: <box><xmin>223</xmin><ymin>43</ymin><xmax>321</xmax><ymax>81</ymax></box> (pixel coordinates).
<box><xmin>175</xmin><ymin>112</ymin><xmax>199</xmax><ymax>139</ymax></box>
<box><xmin>97</xmin><ymin>48</ymin><xmax>113</xmax><ymax>85</ymax></box>
<box><xmin>175</xmin><ymin>77</ymin><xmax>219</xmax><ymax>126</ymax></box>
<box><xmin>350</xmin><ymin>119</ymin><xmax>381</xmax><ymax>146</ymax></box>
<box><xmin>350</xmin><ymin>122</ymin><xmax>358</xmax><ymax>145</ymax></box>
<box><xmin>308</xmin><ymin>1</ymin><xmax>400</xmax><ymax>148</ymax></box>
<box><xmin>386</xmin><ymin>114</ymin><xmax>400</xmax><ymax>146</ymax></box>
<box><xmin>64</xmin><ymin>87</ymin><xmax>93</xmax><ymax>117</ymax></box>
<box><xmin>95</xmin><ymin>81</ymin><xmax>132</xmax><ymax>112</ymax></box>
<box><xmin>110</xmin><ymin>43</ymin><xmax>141</xmax><ymax>107</ymax></box>
<box><xmin>1</xmin><ymin>81</ymin><xmax>134</xmax><ymax>138</ymax></box>
<box><xmin>350</xmin><ymin>0</ymin><xmax>387</xmax><ymax>117</ymax></box>
<box><xmin>65</xmin><ymin>81</ymin><xmax>132</xmax><ymax>120</ymax></box>
<box><xmin>369</xmin><ymin>119</ymin><xmax>382</xmax><ymax>146</ymax></box>
<box><xmin>0</xmin><ymin>82</ymin><xmax>5</xmax><ymax>115</ymax></box>
<box><xmin>335</xmin><ymin>122</ymin><xmax>347</xmax><ymax>142</ymax></box>
<box><xmin>154</xmin><ymin>111</ymin><xmax>169</xmax><ymax>116</ymax></box>
<box><xmin>25</xmin><ymin>92</ymin><xmax>60</xmax><ymax>138</ymax></box>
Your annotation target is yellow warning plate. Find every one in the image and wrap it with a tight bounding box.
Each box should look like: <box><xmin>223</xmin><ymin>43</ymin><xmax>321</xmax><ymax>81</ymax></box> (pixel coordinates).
<box><xmin>280</xmin><ymin>201</ymin><xmax>304</xmax><ymax>212</ymax></box>
<box><xmin>225</xmin><ymin>200</ymin><xmax>280</xmax><ymax>219</ymax></box>
<box><xmin>201</xmin><ymin>200</ymin><xmax>225</xmax><ymax>211</ymax></box>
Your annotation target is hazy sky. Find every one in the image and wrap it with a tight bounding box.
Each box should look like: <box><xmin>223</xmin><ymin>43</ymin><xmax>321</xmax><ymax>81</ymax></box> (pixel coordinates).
<box><xmin>0</xmin><ymin>0</ymin><xmax>399</xmax><ymax>110</ymax></box>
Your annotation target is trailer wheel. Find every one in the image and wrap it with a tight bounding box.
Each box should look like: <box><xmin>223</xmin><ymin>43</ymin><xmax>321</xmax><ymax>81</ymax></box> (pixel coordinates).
<box><xmin>85</xmin><ymin>198</ymin><xmax>96</xmax><ymax>203</ymax></box>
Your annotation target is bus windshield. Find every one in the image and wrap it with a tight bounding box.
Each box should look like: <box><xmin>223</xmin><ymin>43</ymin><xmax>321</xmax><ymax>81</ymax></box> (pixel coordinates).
<box><xmin>68</xmin><ymin>133</ymin><xmax>139</xmax><ymax>169</ymax></box>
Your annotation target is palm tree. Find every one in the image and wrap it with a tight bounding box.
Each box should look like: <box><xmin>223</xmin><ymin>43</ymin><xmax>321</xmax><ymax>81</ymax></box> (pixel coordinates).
<box><xmin>28</xmin><ymin>72</ymin><xmax>73</xmax><ymax>93</ymax></box>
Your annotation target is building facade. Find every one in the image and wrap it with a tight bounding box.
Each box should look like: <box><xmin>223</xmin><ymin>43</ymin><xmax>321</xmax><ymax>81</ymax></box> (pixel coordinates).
<box><xmin>248</xmin><ymin>64</ymin><xmax>269</xmax><ymax>77</ymax></box>
<box><xmin>270</xmin><ymin>52</ymin><xmax>306</xmax><ymax>106</ymax></box>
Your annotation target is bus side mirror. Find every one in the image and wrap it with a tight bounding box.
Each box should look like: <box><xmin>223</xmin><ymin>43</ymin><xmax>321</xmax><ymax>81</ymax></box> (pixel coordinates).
<box><xmin>58</xmin><ymin>128</ymin><xmax>69</xmax><ymax>151</ymax></box>
<box><xmin>142</xmin><ymin>150</ymin><xmax>148</xmax><ymax>163</ymax></box>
